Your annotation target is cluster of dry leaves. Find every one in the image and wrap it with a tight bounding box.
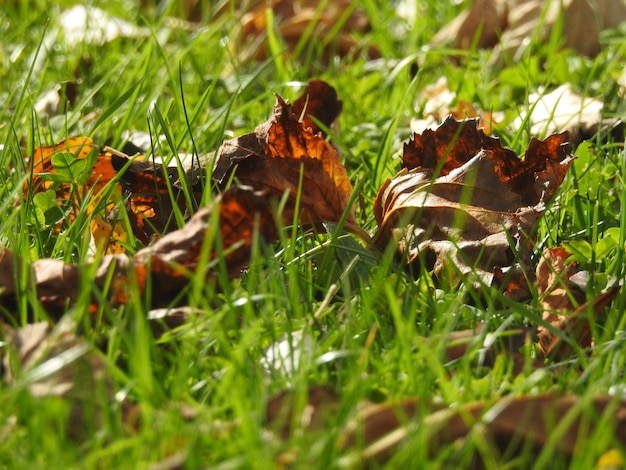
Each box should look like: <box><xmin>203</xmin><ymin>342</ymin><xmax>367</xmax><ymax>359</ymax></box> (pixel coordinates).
<box><xmin>2</xmin><ymin>79</ymin><xmax>625</xmax><ymax>466</ymax></box>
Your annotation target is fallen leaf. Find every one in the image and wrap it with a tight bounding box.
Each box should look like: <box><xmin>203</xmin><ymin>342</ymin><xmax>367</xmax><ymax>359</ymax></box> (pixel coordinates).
<box><xmin>535</xmin><ymin>247</ymin><xmax>621</xmax><ymax>360</ymax></box>
<box><xmin>213</xmin><ymin>92</ymin><xmax>355</xmax><ymax>230</ymax></box>
<box><xmin>373</xmin><ymin>117</ymin><xmax>573</xmax><ymax>285</ymax></box>
<box><xmin>339</xmin><ymin>393</ymin><xmax>626</xmax><ymax>466</ymax></box>
<box><xmin>57</xmin><ymin>5</ymin><xmax>147</xmax><ymax>46</ymax></box>
<box><xmin>432</xmin><ymin>0</ymin><xmax>626</xmax><ymax>59</ymax></box>
<box><xmin>265</xmin><ymin>384</ymin><xmax>339</xmax><ymax>440</ymax></box>
<box><xmin>24</xmin><ymin>138</ymin><xmax>128</xmax><ymax>253</ymax></box>
<box><xmin>441</xmin><ymin>324</ymin><xmax>538</xmax><ymax>374</ymax></box>
<box><xmin>411</xmin><ymin>79</ymin><xmax>503</xmax><ymax>136</ymax></box>
<box><xmin>232</xmin><ymin>0</ymin><xmax>380</xmax><ymax>62</ymax></box>
<box><xmin>512</xmin><ymin>84</ymin><xmax>624</xmax><ymax>145</ymax></box>
<box><xmin>1</xmin><ymin>187</ymin><xmax>278</xmax><ymax>317</ymax></box>
<box><xmin>2</xmin><ymin>319</ymin><xmax>114</xmax><ymax>440</ymax></box>
<box><xmin>110</xmin><ymin>151</ymin><xmax>198</xmax><ymax>245</ymax></box>
<box><xmin>291</xmin><ymin>80</ymin><xmax>343</xmax><ymax>136</ymax></box>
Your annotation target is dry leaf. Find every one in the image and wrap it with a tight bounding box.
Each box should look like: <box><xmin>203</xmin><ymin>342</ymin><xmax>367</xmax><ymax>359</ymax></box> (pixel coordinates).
<box><xmin>411</xmin><ymin>78</ymin><xmax>503</xmax><ymax>135</ymax></box>
<box><xmin>535</xmin><ymin>247</ymin><xmax>621</xmax><ymax>360</ymax></box>
<box><xmin>441</xmin><ymin>324</ymin><xmax>539</xmax><ymax>374</ymax></box>
<box><xmin>2</xmin><ymin>319</ymin><xmax>114</xmax><ymax>440</ymax></box>
<box><xmin>110</xmin><ymin>152</ymin><xmax>199</xmax><ymax>245</ymax></box>
<box><xmin>1</xmin><ymin>187</ymin><xmax>278</xmax><ymax>317</ymax></box>
<box><xmin>373</xmin><ymin>117</ymin><xmax>573</xmax><ymax>284</ymax></box>
<box><xmin>213</xmin><ymin>92</ymin><xmax>355</xmax><ymax>229</ymax></box>
<box><xmin>513</xmin><ymin>84</ymin><xmax>624</xmax><ymax>144</ymax></box>
<box><xmin>25</xmin><ymin>138</ymin><xmax>202</xmax><ymax>251</ymax></box>
<box><xmin>265</xmin><ymin>385</ymin><xmax>339</xmax><ymax>439</ymax></box>
<box><xmin>432</xmin><ymin>0</ymin><xmax>626</xmax><ymax>59</ymax></box>
<box><xmin>340</xmin><ymin>393</ymin><xmax>626</xmax><ymax>466</ymax></box>
<box><xmin>232</xmin><ymin>0</ymin><xmax>380</xmax><ymax>62</ymax></box>
<box><xmin>291</xmin><ymin>80</ymin><xmax>343</xmax><ymax>136</ymax></box>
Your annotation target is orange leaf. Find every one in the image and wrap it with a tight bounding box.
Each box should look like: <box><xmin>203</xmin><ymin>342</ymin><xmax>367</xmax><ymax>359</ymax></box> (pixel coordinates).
<box><xmin>213</xmin><ymin>86</ymin><xmax>354</xmax><ymax>229</ymax></box>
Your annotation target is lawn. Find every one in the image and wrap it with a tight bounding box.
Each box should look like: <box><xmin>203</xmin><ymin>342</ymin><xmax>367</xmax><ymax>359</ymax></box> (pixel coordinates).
<box><xmin>1</xmin><ymin>0</ymin><xmax>626</xmax><ymax>468</ymax></box>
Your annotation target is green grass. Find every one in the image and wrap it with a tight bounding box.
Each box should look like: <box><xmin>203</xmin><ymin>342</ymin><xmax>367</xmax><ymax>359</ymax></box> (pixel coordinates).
<box><xmin>1</xmin><ymin>0</ymin><xmax>626</xmax><ymax>468</ymax></box>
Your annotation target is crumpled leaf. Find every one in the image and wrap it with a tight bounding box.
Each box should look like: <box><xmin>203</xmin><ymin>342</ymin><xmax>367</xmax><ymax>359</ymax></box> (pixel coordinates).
<box><xmin>373</xmin><ymin>117</ymin><xmax>573</xmax><ymax>284</ymax></box>
<box><xmin>1</xmin><ymin>187</ymin><xmax>278</xmax><ymax>318</ymax></box>
<box><xmin>213</xmin><ymin>93</ymin><xmax>355</xmax><ymax>229</ymax></box>
<box><xmin>2</xmin><ymin>319</ymin><xmax>114</xmax><ymax>440</ymax></box>
<box><xmin>411</xmin><ymin>79</ymin><xmax>503</xmax><ymax>136</ymax></box>
<box><xmin>25</xmin><ymin>137</ymin><xmax>200</xmax><ymax>252</ymax></box>
<box><xmin>339</xmin><ymin>393</ymin><xmax>626</xmax><ymax>466</ymax></box>
<box><xmin>231</xmin><ymin>0</ymin><xmax>380</xmax><ymax>62</ymax></box>
<box><xmin>513</xmin><ymin>84</ymin><xmax>624</xmax><ymax>145</ymax></box>
<box><xmin>432</xmin><ymin>0</ymin><xmax>626</xmax><ymax>59</ymax></box>
<box><xmin>535</xmin><ymin>247</ymin><xmax>621</xmax><ymax>360</ymax></box>
<box><xmin>291</xmin><ymin>80</ymin><xmax>343</xmax><ymax>136</ymax></box>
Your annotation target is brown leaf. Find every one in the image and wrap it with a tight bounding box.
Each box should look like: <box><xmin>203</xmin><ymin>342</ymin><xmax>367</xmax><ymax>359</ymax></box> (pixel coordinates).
<box><xmin>2</xmin><ymin>319</ymin><xmax>114</xmax><ymax>441</ymax></box>
<box><xmin>373</xmin><ymin>117</ymin><xmax>573</xmax><ymax>284</ymax></box>
<box><xmin>110</xmin><ymin>152</ymin><xmax>199</xmax><ymax>245</ymax></box>
<box><xmin>291</xmin><ymin>80</ymin><xmax>343</xmax><ymax>136</ymax></box>
<box><xmin>232</xmin><ymin>0</ymin><xmax>380</xmax><ymax>62</ymax></box>
<box><xmin>25</xmin><ymin>137</ymin><xmax>114</xmax><ymax>202</ymax></box>
<box><xmin>265</xmin><ymin>385</ymin><xmax>339</xmax><ymax>439</ymax></box>
<box><xmin>1</xmin><ymin>187</ymin><xmax>278</xmax><ymax>318</ymax></box>
<box><xmin>25</xmin><ymin>138</ymin><xmax>129</xmax><ymax>254</ymax></box>
<box><xmin>340</xmin><ymin>394</ymin><xmax>626</xmax><ymax>466</ymax></box>
<box><xmin>442</xmin><ymin>324</ymin><xmax>539</xmax><ymax>374</ymax></box>
<box><xmin>535</xmin><ymin>247</ymin><xmax>621</xmax><ymax>360</ymax></box>
<box><xmin>213</xmin><ymin>90</ymin><xmax>354</xmax><ymax>229</ymax></box>
<box><xmin>433</xmin><ymin>0</ymin><xmax>626</xmax><ymax>59</ymax></box>
<box><xmin>411</xmin><ymin>78</ymin><xmax>503</xmax><ymax>136</ymax></box>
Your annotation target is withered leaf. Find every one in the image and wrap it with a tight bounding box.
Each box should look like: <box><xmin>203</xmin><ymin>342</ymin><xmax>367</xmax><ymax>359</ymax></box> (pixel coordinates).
<box><xmin>1</xmin><ymin>187</ymin><xmax>278</xmax><ymax>318</ymax></box>
<box><xmin>25</xmin><ymin>138</ymin><xmax>203</xmax><ymax>252</ymax></box>
<box><xmin>231</xmin><ymin>0</ymin><xmax>380</xmax><ymax>62</ymax></box>
<box><xmin>513</xmin><ymin>84</ymin><xmax>624</xmax><ymax>145</ymax></box>
<box><xmin>340</xmin><ymin>394</ymin><xmax>626</xmax><ymax>466</ymax></box>
<box><xmin>441</xmin><ymin>324</ymin><xmax>539</xmax><ymax>374</ymax></box>
<box><xmin>2</xmin><ymin>319</ymin><xmax>114</xmax><ymax>441</ymax></box>
<box><xmin>291</xmin><ymin>80</ymin><xmax>343</xmax><ymax>136</ymax></box>
<box><xmin>110</xmin><ymin>152</ymin><xmax>199</xmax><ymax>245</ymax></box>
<box><xmin>373</xmin><ymin>117</ymin><xmax>573</xmax><ymax>284</ymax></box>
<box><xmin>213</xmin><ymin>91</ymin><xmax>354</xmax><ymax>229</ymax></box>
<box><xmin>535</xmin><ymin>247</ymin><xmax>621</xmax><ymax>361</ymax></box>
<box><xmin>25</xmin><ymin>137</ymin><xmax>117</xmax><ymax>205</ymax></box>
<box><xmin>265</xmin><ymin>385</ymin><xmax>339</xmax><ymax>440</ymax></box>
<box><xmin>432</xmin><ymin>0</ymin><xmax>626</xmax><ymax>59</ymax></box>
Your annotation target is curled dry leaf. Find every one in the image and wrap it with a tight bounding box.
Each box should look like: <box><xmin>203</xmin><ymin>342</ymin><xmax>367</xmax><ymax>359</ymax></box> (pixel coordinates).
<box><xmin>373</xmin><ymin>117</ymin><xmax>573</xmax><ymax>284</ymax></box>
<box><xmin>1</xmin><ymin>187</ymin><xmax>278</xmax><ymax>318</ymax></box>
<box><xmin>2</xmin><ymin>319</ymin><xmax>114</xmax><ymax>440</ymax></box>
<box><xmin>291</xmin><ymin>80</ymin><xmax>343</xmax><ymax>136</ymax></box>
<box><xmin>232</xmin><ymin>0</ymin><xmax>380</xmax><ymax>62</ymax></box>
<box><xmin>513</xmin><ymin>84</ymin><xmax>624</xmax><ymax>145</ymax></box>
<box><xmin>213</xmin><ymin>94</ymin><xmax>355</xmax><ymax>229</ymax></box>
<box><xmin>441</xmin><ymin>324</ymin><xmax>539</xmax><ymax>374</ymax></box>
<box><xmin>535</xmin><ymin>247</ymin><xmax>621</xmax><ymax>361</ymax></box>
<box><xmin>433</xmin><ymin>0</ymin><xmax>626</xmax><ymax>59</ymax></box>
<box><xmin>339</xmin><ymin>393</ymin><xmax>626</xmax><ymax>467</ymax></box>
